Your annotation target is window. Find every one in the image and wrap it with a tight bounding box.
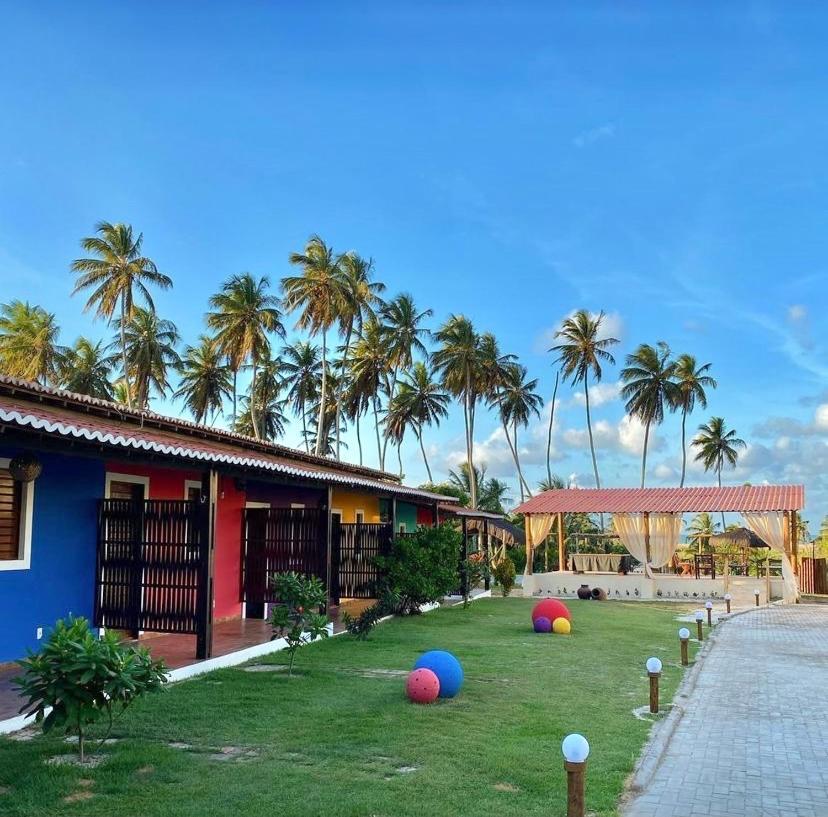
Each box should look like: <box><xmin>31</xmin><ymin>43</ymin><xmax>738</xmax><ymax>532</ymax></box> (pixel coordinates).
<box><xmin>184</xmin><ymin>480</ymin><xmax>202</xmax><ymax>501</ymax></box>
<box><xmin>105</xmin><ymin>473</ymin><xmax>149</xmax><ymax>501</ymax></box>
<box><xmin>0</xmin><ymin>459</ymin><xmax>34</xmax><ymax>571</ymax></box>
<box><xmin>355</xmin><ymin>510</ymin><xmax>365</xmax><ymax>524</ymax></box>
<box><xmin>398</xmin><ymin>523</ymin><xmax>406</xmax><ymax>535</ymax></box>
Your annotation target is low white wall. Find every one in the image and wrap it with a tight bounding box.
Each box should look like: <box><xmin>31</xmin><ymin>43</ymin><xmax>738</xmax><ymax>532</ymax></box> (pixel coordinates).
<box><xmin>523</xmin><ymin>571</ymin><xmax>783</xmax><ymax>604</ymax></box>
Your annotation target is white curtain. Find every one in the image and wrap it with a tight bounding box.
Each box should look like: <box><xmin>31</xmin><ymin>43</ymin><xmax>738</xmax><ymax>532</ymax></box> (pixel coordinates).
<box><xmin>613</xmin><ymin>513</ymin><xmax>682</xmax><ymax>576</ymax></box>
<box><xmin>524</xmin><ymin>514</ymin><xmax>554</xmax><ymax>575</ymax></box>
<box><xmin>742</xmin><ymin>512</ymin><xmax>798</xmax><ymax>603</ymax></box>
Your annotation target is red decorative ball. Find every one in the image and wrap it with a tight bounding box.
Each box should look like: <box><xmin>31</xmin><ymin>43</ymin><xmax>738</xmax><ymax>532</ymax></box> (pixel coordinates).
<box><xmin>532</xmin><ymin>598</ymin><xmax>571</xmax><ymax>624</ymax></box>
<box><xmin>406</xmin><ymin>668</ymin><xmax>440</xmax><ymax>704</ymax></box>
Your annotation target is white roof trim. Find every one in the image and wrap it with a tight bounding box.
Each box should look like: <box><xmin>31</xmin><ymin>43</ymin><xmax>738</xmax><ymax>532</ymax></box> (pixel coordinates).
<box><xmin>0</xmin><ymin>408</ymin><xmax>452</xmax><ymax>503</ymax></box>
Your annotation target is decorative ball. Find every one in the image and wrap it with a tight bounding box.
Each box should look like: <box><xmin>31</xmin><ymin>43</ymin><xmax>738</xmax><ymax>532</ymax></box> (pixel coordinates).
<box><xmin>406</xmin><ymin>668</ymin><xmax>440</xmax><ymax>703</ymax></box>
<box><xmin>534</xmin><ymin>616</ymin><xmax>552</xmax><ymax>633</ymax></box>
<box><xmin>552</xmin><ymin>617</ymin><xmax>571</xmax><ymax>635</ymax></box>
<box><xmin>532</xmin><ymin>598</ymin><xmax>571</xmax><ymax>624</ymax></box>
<box><xmin>413</xmin><ymin>651</ymin><xmax>464</xmax><ymax>698</ymax></box>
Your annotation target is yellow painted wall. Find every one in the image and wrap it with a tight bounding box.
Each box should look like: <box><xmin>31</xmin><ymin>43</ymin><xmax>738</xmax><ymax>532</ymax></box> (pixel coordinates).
<box><xmin>330</xmin><ymin>489</ymin><xmax>382</xmax><ymax>523</ymax></box>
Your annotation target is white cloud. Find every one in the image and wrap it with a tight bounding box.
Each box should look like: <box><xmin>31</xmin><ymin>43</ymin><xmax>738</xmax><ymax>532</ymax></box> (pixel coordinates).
<box><xmin>788</xmin><ymin>304</ymin><xmax>807</xmax><ymax>323</ymax></box>
<box><xmin>571</xmin><ymin>381</ymin><xmax>621</xmax><ymax>408</ymax></box>
<box><xmin>654</xmin><ymin>463</ymin><xmax>676</xmax><ymax>480</ymax></box>
<box><xmin>815</xmin><ymin>404</ymin><xmax>828</xmax><ymax>430</ymax></box>
<box><xmin>573</xmin><ymin>123</ymin><xmax>616</xmax><ymax>149</ymax></box>
<box><xmin>560</xmin><ymin>414</ymin><xmax>663</xmax><ymax>457</ymax></box>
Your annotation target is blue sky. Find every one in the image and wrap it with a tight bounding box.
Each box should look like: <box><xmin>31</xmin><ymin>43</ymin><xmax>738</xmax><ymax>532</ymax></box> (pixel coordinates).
<box><xmin>1</xmin><ymin>3</ymin><xmax>827</xmax><ymax>526</ymax></box>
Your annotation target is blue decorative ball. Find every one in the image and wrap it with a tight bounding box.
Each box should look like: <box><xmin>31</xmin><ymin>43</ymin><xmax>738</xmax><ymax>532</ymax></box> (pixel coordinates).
<box><xmin>534</xmin><ymin>615</ymin><xmax>552</xmax><ymax>633</ymax></box>
<box><xmin>413</xmin><ymin>650</ymin><xmax>464</xmax><ymax>698</ymax></box>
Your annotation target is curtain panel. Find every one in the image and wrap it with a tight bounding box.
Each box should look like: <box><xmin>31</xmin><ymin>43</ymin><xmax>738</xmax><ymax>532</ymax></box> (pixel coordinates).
<box><xmin>612</xmin><ymin>513</ymin><xmax>682</xmax><ymax>576</ymax></box>
<box><xmin>742</xmin><ymin>512</ymin><xmax>798</xmax><ymax>603</ymax></box>
<box><xmin>524</xmin><ymin>514</ymin><xmax>554</xmax><ymax>575</ymax></box>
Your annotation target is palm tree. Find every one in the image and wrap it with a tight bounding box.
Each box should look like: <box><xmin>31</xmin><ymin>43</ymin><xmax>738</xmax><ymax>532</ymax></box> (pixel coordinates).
<box><xmin>342</xmin><ymin>379</ymin><xmax>370</xmax><ymax>466</ymax></box>
<box><xmin>495</xmin><ymin>363</ymin><xmax>543</xmax><ymax>502</ymax></box>
<box><xmin>234</xmin><ymin>395</ymin><xmax>287</xmax><ymax>442</ymax></box>
<box><xmin>0</xmin><ymin>300</ymin><xmax>65</xmax><ymax>384</ymax></box>
<box><xmin>207</xmin><ymin>273</ymin><xmax>284</xmax><ymax>440</ymax></box>
<box><xmin>333</xmin><ymin>252</ymin><xmax>385</xmax><ymax>460</ymax></box>
<box><xmin>280</xmin><ymin>341</ymin><xmax>321</xmax><ymax>452</ymax></box>
<box><xmin>174</xmin><ymin>335</ymin><xmax>232</xmax><ymax>424</ymax></box>
<box><xmin>552</xmin><ymin>310</ymin><xmax>619</xmax><ymax>491</ymax></box>
<box><xmin>284</xmin><ymin>236</ymin><xmax>348</xmax><ymax>456</ymax></box>
<box><xmin>545</xmin><ymin>369</ymin><xmax>560</xmax><ymax>487</ymax></box>
<box><xmin>71</xmin><ymin>222</ymin><xmax>172</xmax><ymax>409</ymax></box>
<box><xmin>390</xmin><ymin>362</ymin><xmax>449</xmax><ymax>483</ymax></box>
<box><xmin>349</xmin><ymin>317</ymin><xmax>391</xmax><ymax>469</ymax></box>
<box><xmin>538</xmin><ymin>474</ymin><xmax>567</xmax><ymax>492</ymax></box>
<box><xmin>672</xmin><ymin>354</ymin><xmax>717</xmax><ymax>487</ymax></box>
<box><xmin>692</xmin><ymin>417</ymin><xmax>747</xmax><ymax>529</ymax></box>
<box><xmin>60</xmin><ymin>337</ymin><xmax>114</xmax><ymax>399</ymax></box>
<box><xmin>115</xmin><ymin>307</ymin><xmax>180</xmax><ymax>409</ymax></box>
<box><xmin>620</xmin><ymin>342</ymin><xmax>679</xmax><ymax>488</ymax></box>
<box><xmin>686</xmin><ymin>512</ymin><xmax>719</xmax><ymax>554</ymax></box>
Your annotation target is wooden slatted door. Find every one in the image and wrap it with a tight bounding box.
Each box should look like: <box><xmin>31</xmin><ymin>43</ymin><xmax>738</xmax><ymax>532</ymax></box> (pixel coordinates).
<box><xmin>241</xmin><ymin>507</ymin><xmax>328</xmax><ymax>612</ymax></box>
<box><xmin>334</xmin><ymin>523</ymin><xmax>393</xmax><ymax>600</ymax></box>
<box><xmin>95</xmin><ymin>499</ymin><xmax>209</xmax><ymax>642</ymax></box>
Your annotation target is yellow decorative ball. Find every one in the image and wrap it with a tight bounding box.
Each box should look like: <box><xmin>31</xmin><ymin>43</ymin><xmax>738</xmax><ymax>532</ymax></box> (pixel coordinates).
<box><xmin>552</xmin><ymin>617</ymin><xmax>571</xmax><ymax>635</ymax></box>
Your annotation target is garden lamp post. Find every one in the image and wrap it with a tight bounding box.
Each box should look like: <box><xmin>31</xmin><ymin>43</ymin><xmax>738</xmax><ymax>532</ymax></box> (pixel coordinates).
<box><xmin>705</xmin><ymin>600</ymin><xmax>713</xmax><ymax>626</ymax></box>
<box><xmin>695</xmin><ymin>610</ymin><xmax>704</xmax><ymax>641</ymax></box>
<box><xmin>646</xmin><ymin>657</ymin><xmax>662</xmax><ymax>714</ymax></box>
<box><xmin>724</xmin><ymin>592</ymin><xmax>732</xmax><ymax>614</ymax></box>
<box><xmin>754</xmin><ymin>588</ymin><xmax>760</xmax><ymax>607</ymax></box>
<box><xmin>678</xmin><ymin>627</ymin><xmax>690</xmax><ymax>666</ymax></box>
<box><xmin>561</xmin><ymin>733</ymin><xmax>589</xmax><ymax>817</ymax></box>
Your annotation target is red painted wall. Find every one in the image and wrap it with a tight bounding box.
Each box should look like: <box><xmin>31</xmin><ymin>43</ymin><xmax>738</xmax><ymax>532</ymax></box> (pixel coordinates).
<box><xmin>417</xmin><ymin>505</ymin><xmax>436</xmax><ymax>526</ymax></box>
<box><xmin>104</xmin><ymin>461</ymin><xmax>201</xmax><ymax>499</ymax></box>
<box><xmin>213</xmin><ymin>475</ymin><xmax>245</xmax><ymax>621</ymax></box>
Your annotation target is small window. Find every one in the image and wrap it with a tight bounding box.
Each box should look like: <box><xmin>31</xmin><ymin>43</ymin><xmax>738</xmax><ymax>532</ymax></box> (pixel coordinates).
<box><xmin>0</xmin><ymin>461</ymin><xmax>34</xmax><ymax>570</ymax></box>
<box><xmin>185</xmin><ymin>480</ymin><xmax>202</xmax><ymax>502</ymax></box>
<box><xmin>398</xmin><ymin>523</ymin><xmax>406</xmax><ymax>535</ymax></box>
<box><xmin>355</xmin><ymin>510</ymin><xmax>365</xmax><ymax>524</ymax></box>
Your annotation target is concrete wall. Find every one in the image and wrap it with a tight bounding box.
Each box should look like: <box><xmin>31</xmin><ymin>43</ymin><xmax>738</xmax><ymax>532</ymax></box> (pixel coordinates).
<box><xmin>523</xmin><ymin>571</ymin><xmax>784</xmax><ymax>605</ymax></box>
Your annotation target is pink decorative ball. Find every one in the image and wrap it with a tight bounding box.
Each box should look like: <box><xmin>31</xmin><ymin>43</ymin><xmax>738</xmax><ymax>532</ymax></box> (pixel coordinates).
<box><xmin>534</xmin><ymin>615</ymin><xmax>552</xmax><ymax>633</ymax></box>
<box><xmin>532</xmin><ymin>598</ymin><xmax>571</xmax><ymax>624</ymax></box>
<box><xmin>406</xmin><ymin>668</ymin><xmax>441</xmax><ymax>704</ymax></box>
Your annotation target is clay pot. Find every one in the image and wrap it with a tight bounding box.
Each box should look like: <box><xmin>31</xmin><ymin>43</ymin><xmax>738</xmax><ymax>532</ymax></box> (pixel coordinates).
<box><xmin>590</xmin><ymin>587</ymin><xmax>607</xmax><ymax>601</ymax></box>
<box><xmin>577</xmin><ymin>584</ymin><xmax>592</xmax><ymax>600</ymax></box>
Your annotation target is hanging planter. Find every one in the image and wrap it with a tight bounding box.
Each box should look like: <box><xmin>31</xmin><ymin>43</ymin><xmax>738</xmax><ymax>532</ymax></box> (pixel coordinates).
<box><xmin>8</xmin><ymin>451</ymin><xmax>42</xmax><ymax>483</ymax></box>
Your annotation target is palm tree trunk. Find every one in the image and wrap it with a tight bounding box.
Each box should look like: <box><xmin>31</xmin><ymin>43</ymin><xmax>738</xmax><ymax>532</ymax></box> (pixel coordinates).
<box><xmin>501</xmin><ymin>417</ymin><xmax>530</xmax><ymax>501</ymax></box>
<box><xmin>120</xmin><ymin>296</ymin><xmax>132</xmax><ymax>410</ymax></box>
<box><xmin>315</xmin><ymin>330</ymin><xmax>327</xmax><ymax>456</ymax></box>
<box><xmin>397</xmin><ymin>440</ymin><xmax>403</xmax><ymax>477</ymax></box>
<box><xmin>301</xmin><ymin>401</ymin><xmax>309</xmax><ymax>452</ymax></box>
<box><xmin>640</xmin><ymin>420</ymin><xmax>651</xmax><ymax>488</ymax></box>
<box><xmin>249</xmin><ymin>358</ymin><xmax>261</xmax><ymax>440</ymax></box>
<box><xmin>718</xmin><ymin>466</ymin><xmax>726</xmax><ymax>532</ymax></box>
<box><xmin>679</xmin><ymin>406</ymin><xmax>688</xmax><ymax>488</ymax></box>
<box><xmin>514</xmin><ymin>421</ymin><xmax>532</xmax><ymax>499</ymax></box>
<box><xmin>546</xmin><ymin>370</ymin><xmax>559</xmax><ymax>485</ymax></box>
<box><xmin>334</xmin><ymin>326</ymin><xmax>353</xmax><ymax>461</ymax></box>
<box><xmin>381</xmin><ymin>369</ymin><xmax>398</xmax><ymax>467</ymax></box>
<box><xmin>465</xmin><ymin>388</ymin><xmax>478</xmax><ymax>509</ymax></box>
<box><xmin>355</xmin><ymin>409</ymin><xmax>363</xmax><ymax>465</ymax></box>
<box><xmin>416</xmin><ymin>425</ymin><xmax>433</xmax><ymax>483</ymax></box>
<box><xmin>584</xmin><ymin>379</ymin><xmax>600</xmax><ymax>489</ymax></box>
<box><xmin>373</xmin><ymin>395</ymin><xmax>383</xmax><ymax>470</ymax></box>
<box><xmin>232</xmin><ymin>368</ymin><xmax>238</xmax><ymax>425</ymax></box>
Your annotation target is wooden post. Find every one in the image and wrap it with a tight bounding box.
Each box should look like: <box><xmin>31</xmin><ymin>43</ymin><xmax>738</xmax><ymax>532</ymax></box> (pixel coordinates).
<box><xmin>696</xmin><ymin>617</ymin><xmax>704</xmax><ymax>641</ymax></box>
<box><xmin>391</xmin><ymin>497</ymin><xmax>398</xmax><ymax>535</ymax></box>
<box><xmin>564</xmin><ymin>760</ymin><xmax>586</xmax><ymax>817</ymax></box>
<box><xmin>791</xmin><ymin>510</ymin><xmax>799</xmax><ymax>578</ymax></box>
<box><xmin>680</xmin><ymin>636</ymin><xmax>689</xmax><ymax>666</ymax></box>
<box><xmin>723</xmin><ymin>559</ymin><xmax>730</xmax><ymax>593</ymax></box>
<box><xmin>725</xmin><ymin>595</ymin><xmax>731</xmax><ymax>614</ymax></box>
<box><xmin>706</xmin><ymin>606</ymin><xmax>712</xmax><ymax>626</ymax></box>
<box><xmin>196</xmin><ymin>469</ymin><xmax>218</xmax><ymax>660</ymax></box>
<box><xmin>648</xmin><ymin>672</ymin><xmax>660</xmax><ymax>714</ymax></box>
<box><xmin>325</xmin><ymin>486</ymin><xmax>334</xmax><ymax>605</ymax></box>
<box><xmin>483</xmin><ymin>519</ymin><xmax>490</xmax><ymax>591</ymax></box>
<box><xmin>765</xmin><ymin>554</ymin><xmax>771</xmax><ymax>603</ymax></box>
<box><xmin>558</xmin><ymin>511</ymin><xmax>566</xmax><ymax>572</ymax></box>
<box><xmin>643</xmin><ymin>512</ymin><xmax>652</xmax><ymax>575</ymax></box>
<box><xmin>524</xmin><ymin>516</ymin><xmax>533</xmax><ymax>576</ymax></box>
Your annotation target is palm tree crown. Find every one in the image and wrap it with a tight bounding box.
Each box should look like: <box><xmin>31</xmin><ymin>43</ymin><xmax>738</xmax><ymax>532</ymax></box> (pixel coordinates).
<box><xmin>174</xmin><ymin>335</ymin><xmax>233</xmax><ymax>425</ymax></box>
<box><xmin>692</xmin><ymin>417</ymin><xmax>746</xmax><ymax>483</ymax></box>
<box><xmin>280</xmin><ymin>341</ymin><xmax>321</xmax><ymax>452</ymax></box>
<box><xmin>0</xmin><ymin>300</ymin><xmax>65</xmax><ymax>385</ymax></box>
<box><xmin>620</xmin><ymin>341</ymin><xmax>679</xmax><ymax>487</ymax></box>
<box><xmin>60</xmin><ymin>337</ymin><xmax>115</xmax><ymax>399</ymax></box>
<box><xmin>71</xmin><ymin>221</ymin><xmax>171</xmax><ymax>409</ymax></box>
<box><xmin>671</xmin><ymin>354</ymin><xmax>716</xmax><ymax>488</ymax></box>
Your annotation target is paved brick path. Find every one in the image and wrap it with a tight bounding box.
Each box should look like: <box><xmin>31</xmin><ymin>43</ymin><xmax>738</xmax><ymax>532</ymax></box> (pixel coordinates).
<box><xmin>624</xmin><ymin>605</ymin><xmax>828</xmax><ymax>817</ymax></box>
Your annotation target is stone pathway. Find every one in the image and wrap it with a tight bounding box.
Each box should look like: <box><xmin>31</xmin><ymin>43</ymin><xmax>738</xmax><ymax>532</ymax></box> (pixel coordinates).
<box><xmin>623</xmin><ymin>605</ymin><xmax>828</xmax><ymax>817</ymax></box>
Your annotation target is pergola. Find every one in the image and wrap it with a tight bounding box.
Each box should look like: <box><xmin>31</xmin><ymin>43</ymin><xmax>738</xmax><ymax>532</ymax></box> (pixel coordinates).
<box><xmin>514</xmin><ymin>485</ymin><xmax>805</xmax><ymax>602</ymax></box>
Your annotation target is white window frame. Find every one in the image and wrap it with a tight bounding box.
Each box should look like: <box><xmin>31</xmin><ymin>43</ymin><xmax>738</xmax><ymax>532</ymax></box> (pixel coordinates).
<box><xmin>355</xmin><ymin>509</ymin><xmax>365</xmax><ymax>524</ymax></box>
<box><xmin>0</xmin><ymin>458</ymin><xmax>34</xmax><ymax>571</ymax></box>
<box><xmin>104</xmin><ymin>472</ymin><xmax>150</xmax><ymax>499</ymax></box>
<box><xmin>290</xmin><ymin>502</ymin><xmax>305</xmax><ymax>510</ymax></box>
<box><xmin>184</xmin><ymin>479</ymin><xmax>203</xmax><ymax>501</ymax></box>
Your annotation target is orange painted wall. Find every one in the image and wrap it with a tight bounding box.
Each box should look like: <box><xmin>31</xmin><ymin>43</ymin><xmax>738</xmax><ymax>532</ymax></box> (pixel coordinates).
<box><xmin>330</xmin><ymin>489</ymin><xmax>382</xmax><ymax>523</ymax></box>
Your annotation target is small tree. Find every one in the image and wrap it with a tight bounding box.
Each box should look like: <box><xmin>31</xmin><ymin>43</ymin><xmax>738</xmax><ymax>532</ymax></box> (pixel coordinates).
<box><xmin>14</xmin><ymin>617</ymin><xmax>167</xmax><ymax>762</ymax></box>
<box><xmin>269</xmin><ymin>572</ymin><xmax>330</xmax><ymax>676</ymax></box>
<box><xmin>491</xmin><ymin>556</ymin><xmax>516</xmax><ymax>597</ymax></box>
<box><xmin>375</xmin><ymin>525</ymin><xmax>461</xmax><ymax>614</ymax></box>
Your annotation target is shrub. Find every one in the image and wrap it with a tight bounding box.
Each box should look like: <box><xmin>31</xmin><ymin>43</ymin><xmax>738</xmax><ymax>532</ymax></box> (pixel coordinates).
<box><xmin>375</xmin><ymin>524</ymin><xmax>460</xmax><ymax>614</ymax></box>
<box><xmin>341</xmin><ymin>590</ymin><xmax>401</xmax><ymax>640</ymax></box>
<box><xmin>269</xmin><ymin>571</ymin><xmax>330</xmax><ymax>675</ymax></box>
<box><xmin>14</xmin><ymin>616</ymin><xmax>167</xmax><ymax>762</ymax></box>
<box><xmin>491</xmin><ymin>556</ymin><xmax>517</xmax><ymax>597</ymax></box>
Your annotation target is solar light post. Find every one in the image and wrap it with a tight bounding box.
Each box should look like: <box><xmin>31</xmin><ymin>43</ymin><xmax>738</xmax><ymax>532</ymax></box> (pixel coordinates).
<box><xmin>678</xmin><ymin>627</ymin><xmax>690</xmax><ymax>666</ymax></box>
<box><xmin>705</xmin><ymin>600</ymin><xmax>713</xmax><ymax>626</ymax></box>
<box><xmin>695</xmin><ymin>610</ymin><xmax>704</xmax><ymax>641</ymax></box>
<box><xmin>561</xmin><ymin>734</ymin><xmax>589</xmax><ymax>817</ymax></box>
<box><xmin>754</xmin><ymin>588</ymin><xmax>760</xmax><ymax>607</ymax></box>
<box><xmin>724</xmin><ymin>592</ymin><xmax>732</xmax><ymax>614</ymax></box>
<box><xmin>646</xmin><ymin>657</ymin><xmax>662</xmax><ymax>714</ymax></box>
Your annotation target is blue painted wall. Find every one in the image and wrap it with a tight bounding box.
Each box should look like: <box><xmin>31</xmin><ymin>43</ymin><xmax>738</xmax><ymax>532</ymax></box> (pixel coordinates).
<box><xmin>0</xmin><ymin>448</ymin><xmax>103</xmax><ymax>662</ymax></box>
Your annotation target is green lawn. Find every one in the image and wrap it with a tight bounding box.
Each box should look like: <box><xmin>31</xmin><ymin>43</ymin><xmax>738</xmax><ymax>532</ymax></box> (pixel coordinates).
<box><xmin>0</xmin><ymin>598</ymin><xmax>699</xmax><ymax>817</ymax></box>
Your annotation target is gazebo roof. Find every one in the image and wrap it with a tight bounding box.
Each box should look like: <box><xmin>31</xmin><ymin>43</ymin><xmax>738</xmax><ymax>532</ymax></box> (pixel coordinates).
<box><xmin>515</xmin><ymin>485</ymin><xmax>804</xmax><ymax>515</ymax></box>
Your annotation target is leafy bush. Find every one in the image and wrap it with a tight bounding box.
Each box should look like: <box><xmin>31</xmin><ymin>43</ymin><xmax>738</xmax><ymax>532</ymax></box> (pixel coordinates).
<box><xmin>375</xmin><ymin>524</ymin><xmax>460</xmax><ymax>614</ymax></box>
<box><xmin>491</xmin><ymin>556</ymin><xmax>516</xmax><ymax>596</ymax></box>
<box><xmin>14</xmin><ymin>616</ymin><xmax>167</xmax><ymax>762</ymax></box>
<box><xmin>269</xmin><ymin>572</ymin><xmax>330</xmax><ymax>675</ymax></box>
<box><xmin>341</xmin><ymin>590</ymin><xmax>401</xmax><ymax>640</ymax></box>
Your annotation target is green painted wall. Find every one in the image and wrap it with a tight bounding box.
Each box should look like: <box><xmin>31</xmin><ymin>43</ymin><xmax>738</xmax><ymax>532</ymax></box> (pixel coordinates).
<box><xmin>396</xmin><ymin>501</ymin><xmax>418</xmax><ymax>533</ymax></box>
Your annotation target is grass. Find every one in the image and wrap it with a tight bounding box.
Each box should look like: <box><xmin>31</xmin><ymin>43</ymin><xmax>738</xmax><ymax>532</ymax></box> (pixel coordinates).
<box><xmin>0</xmin><ymin>598</ymin><xmax>699</xmax><ymax>817</ymax></box>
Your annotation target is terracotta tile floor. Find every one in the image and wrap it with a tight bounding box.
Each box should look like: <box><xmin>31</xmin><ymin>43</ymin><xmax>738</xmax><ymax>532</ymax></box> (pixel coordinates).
<box><xmin>0</xmin><ymin>600</ymin><xmax>366</xmax><ymax>724</ymax></box>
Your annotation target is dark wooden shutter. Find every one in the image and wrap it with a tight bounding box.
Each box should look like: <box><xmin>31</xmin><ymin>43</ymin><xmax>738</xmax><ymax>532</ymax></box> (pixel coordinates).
<box><xmin>0</xmin><ymin>469</ymin><xmax>21</xmax><ymax>561</ymax></box>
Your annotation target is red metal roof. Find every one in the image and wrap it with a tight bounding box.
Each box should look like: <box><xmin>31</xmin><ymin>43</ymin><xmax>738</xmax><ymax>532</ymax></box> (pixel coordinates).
<box><xmin>0</xmin><ymin>392</ymin><xmax>455</xmax><ymax>504</ymax></box>
<box><xmin>514</xmin><ymin>485</ymin><xmax>804</xmax><ymax>514</ymax></box>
